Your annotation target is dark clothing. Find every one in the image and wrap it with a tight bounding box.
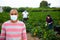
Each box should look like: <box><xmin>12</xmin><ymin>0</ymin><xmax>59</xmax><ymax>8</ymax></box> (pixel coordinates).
<box><xmin>46</xmin><ymin>18</ymin><xmax>53</xmax><ymax>23</ymax></box>
<box><xmin>22</xmin><ymin>18</ymin><xmax>28</xmax><ymax>23</ymax></box>
<box><xmin>48</xmin><ymin>24</ymin><xmax>53</xmax><ymax>29</ymax></box>
<box><xmin>23</xmin><ymin>18</ymin><xmax>28</xmax><ymax>21</ymax></box>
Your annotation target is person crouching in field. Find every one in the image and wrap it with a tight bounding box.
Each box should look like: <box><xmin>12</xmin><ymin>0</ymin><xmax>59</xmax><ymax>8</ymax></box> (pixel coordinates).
<box><xmin>46</xmin><ymin>15</ymin><xmax>53</xmax><ymax>29</ymax></box>
<box><xmin>0</xmin><ymin>9</ymin><xmax>27</xmax><ymax>40</ymax></box>
<box><xmin>22</xmin><ymin>10</ymin><xmax>29</xmax><ymax>22</ymax></box>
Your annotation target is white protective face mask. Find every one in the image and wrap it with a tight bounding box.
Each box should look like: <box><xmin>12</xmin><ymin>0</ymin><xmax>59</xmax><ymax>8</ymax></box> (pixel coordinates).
<box><xmin>10</xmin><ymin>15</ymin><xmax>18</xmax><ymax>21</ymax></box>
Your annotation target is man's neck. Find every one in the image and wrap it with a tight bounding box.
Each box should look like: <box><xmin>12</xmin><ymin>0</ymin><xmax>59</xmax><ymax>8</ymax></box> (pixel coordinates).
<box><xmin>10</xmin><ymin>20</ymin><xmax>18</xmax><ymax>23</ymax></box>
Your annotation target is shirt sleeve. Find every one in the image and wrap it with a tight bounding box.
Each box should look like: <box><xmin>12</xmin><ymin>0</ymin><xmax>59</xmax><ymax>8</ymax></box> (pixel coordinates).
<box><xmin>22</xmin><ymin>12</ymin><xmax>24</xmax><ymax>15</ymax></box>
<box><xmin>22</xmin><ymin>23</ymin><xmax>27</xmax><ymax>40</ymax></box>
<box><xmin>0</xmin><ymin>23</ymin><xmax>6</xmax><ymax>40</ymax></box>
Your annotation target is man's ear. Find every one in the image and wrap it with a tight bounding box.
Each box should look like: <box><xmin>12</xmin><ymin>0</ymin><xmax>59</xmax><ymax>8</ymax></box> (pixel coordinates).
<box><xmin>10</xmin><ymin>13</ymin><xmax>11</xmax><ymax>15</ymax></box>
<box><xmin>17</xmin><ymin>14</ymin><xmax>18</xmax><ymax>17</ymax></box>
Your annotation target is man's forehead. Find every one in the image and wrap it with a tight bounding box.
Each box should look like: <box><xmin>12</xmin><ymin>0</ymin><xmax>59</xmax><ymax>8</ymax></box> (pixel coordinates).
<box><xmin>10</xmin><ymin>9</ymin><xmax>18</xmax><ymax>14</ymax></box>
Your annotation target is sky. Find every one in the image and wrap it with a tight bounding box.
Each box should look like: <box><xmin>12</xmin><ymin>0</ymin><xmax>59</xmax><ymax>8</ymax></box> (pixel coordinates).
<box><xmin>0</xmin><ymin>0</ymin><xmax>60</xmax><ymax>8</ymax></box>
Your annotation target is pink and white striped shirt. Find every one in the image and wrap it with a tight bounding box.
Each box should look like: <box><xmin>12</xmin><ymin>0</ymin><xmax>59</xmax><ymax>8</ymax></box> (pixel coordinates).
<box><xmin>0</xmin><ymin>20</ymin><xmax>27</xmax><ymax>40</ymax></box>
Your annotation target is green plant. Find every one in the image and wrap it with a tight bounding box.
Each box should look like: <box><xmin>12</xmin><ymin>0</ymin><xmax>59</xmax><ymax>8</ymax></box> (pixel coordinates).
<box><xmin>0</xmin><ymin>8</ymin><xmax>60</xmax><ymax>40</ymax></box>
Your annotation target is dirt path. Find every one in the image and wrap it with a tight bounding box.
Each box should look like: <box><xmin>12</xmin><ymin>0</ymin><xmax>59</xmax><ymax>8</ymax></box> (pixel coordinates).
<box><xmin>27</xmin><ymin>33</ymin><xmax>40</xmax><ymax>40</ymax></box>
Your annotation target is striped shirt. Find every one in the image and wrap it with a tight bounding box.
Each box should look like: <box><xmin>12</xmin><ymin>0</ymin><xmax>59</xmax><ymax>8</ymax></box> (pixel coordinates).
<box><xmin>0</xmin><ymin>20</ymin><xmax>27</xmax><ymax>40</ymax></box>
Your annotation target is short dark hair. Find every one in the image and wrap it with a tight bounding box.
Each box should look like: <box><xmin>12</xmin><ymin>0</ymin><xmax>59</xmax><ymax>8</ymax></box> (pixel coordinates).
<box><xmin>47</xmin><ymin>15</ymin><xmax>51</xmax><ymax>17</ymax></box>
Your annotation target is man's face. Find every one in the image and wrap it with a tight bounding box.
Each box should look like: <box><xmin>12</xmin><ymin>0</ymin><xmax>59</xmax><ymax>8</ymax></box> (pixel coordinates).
<box><xmin>10</xmin><ymin>10</ymin><xmax>18</xmax><ymax>21</ymax></box>
<box><xmin>47</xmin><ymin>17</ymin><xmax>50</xmax><ymax>19</ymax></box>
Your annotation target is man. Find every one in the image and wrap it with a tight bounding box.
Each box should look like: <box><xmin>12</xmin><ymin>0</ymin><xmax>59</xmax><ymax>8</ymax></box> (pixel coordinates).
<box><xmin>22</xmin><ymin>10</ymin><xmax>29</xmax><ymax>21</ymax></box>
<box><xmin>46</xmin><ymin>15</ymin><xmax>53</xmax><ymax>29</ymax></box>
<box><xmin>0</xmin><ymin>9</ymin><xmax>27</xmax><ymax>40</ymax></box>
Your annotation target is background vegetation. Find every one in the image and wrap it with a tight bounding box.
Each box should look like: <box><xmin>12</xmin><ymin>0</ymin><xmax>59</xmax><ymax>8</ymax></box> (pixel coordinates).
<box><xmin>0</xmin><ymin>8</ymin><xmax>60</xmax><ymax>40</ymax></box>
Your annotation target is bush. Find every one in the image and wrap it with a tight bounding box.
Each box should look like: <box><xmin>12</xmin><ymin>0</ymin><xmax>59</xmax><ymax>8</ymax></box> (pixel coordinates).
<box><xmin>18</xmin><ymin>7</ymin><xmax>26</xmax><ymax>12</ymax></box>
<box><xmin>0</xmin><ymin>8</ymin><xmax>60</xmax><ymax>40</ymax></box>
<box><xmin>3</xmin><ymin>6</ymin><xmax>12</xmax><ymax>12</ymax></box>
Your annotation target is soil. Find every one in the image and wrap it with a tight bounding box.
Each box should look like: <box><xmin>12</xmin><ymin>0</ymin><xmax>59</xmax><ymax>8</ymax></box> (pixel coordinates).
<box><xmin>27</xmin><ymin>33</ymin><xmax>40</xmax><ymax>40</ymax></box>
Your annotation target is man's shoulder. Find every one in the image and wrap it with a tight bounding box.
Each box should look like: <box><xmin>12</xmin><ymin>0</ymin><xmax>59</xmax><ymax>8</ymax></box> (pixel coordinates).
<box><xmin>2</xmin><ymin>20</ymin><xmax>10</xmax><ymax>25</ymax></box>
<box><xmin>18</xmin><ymin>21</ymin><xmax>25</xmax><ymax>24</ymax></box>
<box><xmin>18</xmin><ymin>21</ymin><xmax>25</xmax><ymax>26</ymax></box>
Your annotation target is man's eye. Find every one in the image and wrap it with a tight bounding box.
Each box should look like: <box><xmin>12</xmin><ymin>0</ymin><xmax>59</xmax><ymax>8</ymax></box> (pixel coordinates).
<box><xmin>15</xmin><ymin>14</ymin><xmax>17</xmax><ymax>15</ymax></box>
<box><xmin>11</xmin><ymin>14</ymin><xmax>14</xmax><ymax>15</ymax></box>
<box><xmin>11</xmin><ymin>13</ymin><xmax>17</xmax><ymax>15</ymax></box>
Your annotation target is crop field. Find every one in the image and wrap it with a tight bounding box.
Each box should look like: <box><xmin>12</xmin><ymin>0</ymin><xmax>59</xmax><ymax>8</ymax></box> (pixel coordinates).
<box><xmin>0</xmin><ymin>11</ymin><xmax>60</xmax><ymax>40</ymax></box>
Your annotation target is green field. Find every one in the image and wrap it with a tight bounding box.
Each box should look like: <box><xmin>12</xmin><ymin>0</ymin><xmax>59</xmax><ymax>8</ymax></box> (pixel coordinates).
<box><xmin>0</xmin><ymin>11</ymin><xmax>60</xmax><ymax>40</ymax></box>
<box><xmin>0</xmin><ymin>11</ymin><xmax>60</xmax><ymax>25</ymax></box>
